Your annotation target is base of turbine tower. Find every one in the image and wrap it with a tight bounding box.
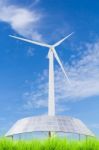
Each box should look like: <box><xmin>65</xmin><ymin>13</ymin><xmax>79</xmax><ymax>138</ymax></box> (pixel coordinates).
<box><xmin>48</xmin><ymin>131</ymin><xmax>51</xmax><ymax>137</ymax></box>
<box><xmin>5</xmin><ymin>115</ymin><xmax>95</xmax><ymax>139</ymax></box>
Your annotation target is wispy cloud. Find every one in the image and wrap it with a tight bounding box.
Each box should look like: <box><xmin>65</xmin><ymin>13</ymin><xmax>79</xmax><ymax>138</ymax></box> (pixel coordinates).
<box><xmin>27</xmin><ymin>47</ymin><xmax>34</xmax><ymax>56</ymax></box>
<box><xmin>90</xmin><ymin>123</ymin><xmax>99</xmax><ymax>129</ymax></box>
<box><xmin>53</xmin><ymin>41</ymin><xmax>99</xmax><ymax>102</ymax></box>
<box><xmin>23</xmin><ymin>40</ymin><xmax>99</xmax><ymax>112</ymax></box>
<box><xmin>0</xmin><ymin>0</ymin><xmax>43</xmax><ymax>41</ymax></box>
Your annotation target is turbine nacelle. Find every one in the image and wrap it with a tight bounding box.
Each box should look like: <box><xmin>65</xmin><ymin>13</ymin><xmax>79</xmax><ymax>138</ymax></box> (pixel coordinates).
<box><xmin>49</xmin><ymin>46</ymin><xmax>55</xmax><ymax>53</ymax></box>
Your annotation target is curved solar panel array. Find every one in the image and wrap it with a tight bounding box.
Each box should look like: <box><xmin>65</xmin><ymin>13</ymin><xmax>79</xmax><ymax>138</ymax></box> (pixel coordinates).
<box><xmin>5</xmin><ymin>115</ymin><xmax>94</xmax><ymax>137</ymax></box>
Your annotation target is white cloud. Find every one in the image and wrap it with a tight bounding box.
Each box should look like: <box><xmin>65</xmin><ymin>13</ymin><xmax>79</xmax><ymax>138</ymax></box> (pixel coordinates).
<box><xmin>23</xmin><ymin>40</ymin><xmax>99</xmax><ymax>111</ymax></box>
<box><xmin>23</xmin><ymin>85</ymin><xmax>48</xmax><ymax>110</ymax></box>
<box><xmin>56</xmin><ymin>105</ymin><xmax>70</xmax><ymax>113</ymax></box>
<box><xmin>58</xmin><ymin>41</ymin><xmax>99</xmax><ymax>100</ymax></box>
<box><xmin>90</xmin><ymin>123</ymin><xmax>99</xmax><ymax>129</ymax></box>
<box><xmin>0</xmin><ymin>0</ymin><xmax>43</xmax><ymax>41</ymax></box>
<box><xmin>27</xmin><ymin>47</ymin><xmax>34</xmax><ymax>56</ymax></box>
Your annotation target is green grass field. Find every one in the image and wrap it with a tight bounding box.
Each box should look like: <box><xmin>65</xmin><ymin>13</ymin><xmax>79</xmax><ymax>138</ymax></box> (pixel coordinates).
<box><xmin>0</xmin><ymin>137</ymin><xmax>99</xmax><ymax>150</ymax></box>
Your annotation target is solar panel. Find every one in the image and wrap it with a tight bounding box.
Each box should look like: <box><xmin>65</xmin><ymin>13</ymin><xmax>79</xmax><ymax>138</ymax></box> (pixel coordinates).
<box><xmin>5</xmin><ymin>115</ymin><xmax>94</xmax><ymax>137</ymax></box>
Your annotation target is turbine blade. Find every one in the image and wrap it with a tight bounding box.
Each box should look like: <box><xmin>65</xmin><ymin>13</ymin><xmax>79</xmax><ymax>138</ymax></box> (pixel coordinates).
<box><xmin>9</xmin><ymin>35</ymin><xmax>50</xmax><ymax>48</ymax></box>
<box><xmin>53</xmin><ymin>48</ymin><xmax>71</xmax><ymax>84</ymax></box>
<box><xmin>53</xmin><ymin>32</ymin><xmax>74</xmax><ymax>47</ymax></box>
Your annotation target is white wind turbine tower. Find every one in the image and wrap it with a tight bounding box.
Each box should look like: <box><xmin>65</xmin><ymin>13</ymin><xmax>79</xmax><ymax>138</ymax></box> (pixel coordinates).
<box><xmin>9</xmin><ymin>32</ymin><xmax>73</xmax><ymax>116</ymax></box>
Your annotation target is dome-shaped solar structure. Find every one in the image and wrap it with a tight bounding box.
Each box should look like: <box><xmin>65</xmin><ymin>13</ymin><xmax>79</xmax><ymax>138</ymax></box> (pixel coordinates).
<box><xmin>5</xmin><ymin>115</ymin><xmax>94</xmax><ymax>138</ymax></box>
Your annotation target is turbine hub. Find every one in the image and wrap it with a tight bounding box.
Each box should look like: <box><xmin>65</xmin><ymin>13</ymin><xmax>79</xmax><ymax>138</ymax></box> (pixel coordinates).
<box><xmin>50</xmin><ymin>46</ymin><xmax>54</xmax><ymax>51</ymax></box>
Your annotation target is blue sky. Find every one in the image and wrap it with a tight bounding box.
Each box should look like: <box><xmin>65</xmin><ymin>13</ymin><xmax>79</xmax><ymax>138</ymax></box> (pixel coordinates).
<box><xmin>0</xmin><ymin>0</ymin><xmax>99</xmax><ymax>137</ymax></box>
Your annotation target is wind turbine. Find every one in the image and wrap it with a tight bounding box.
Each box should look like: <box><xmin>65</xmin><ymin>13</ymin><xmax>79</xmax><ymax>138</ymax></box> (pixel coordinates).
<box><xmin>6</xmin><ymin>32</ymin><xmax>95</xmax><ymax>139</ymax></box>
<box><xmin>9</xmin><ymin>32</ymin><xmax>74</xmax><ymax>116</ymax></box>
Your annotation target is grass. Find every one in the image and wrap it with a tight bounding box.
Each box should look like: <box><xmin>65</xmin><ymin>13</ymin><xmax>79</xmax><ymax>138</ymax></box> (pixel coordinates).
<box><xmin>0</xmin><ymin>137</ymin><xmax>99</xmax><ymax>150</ymax></box>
